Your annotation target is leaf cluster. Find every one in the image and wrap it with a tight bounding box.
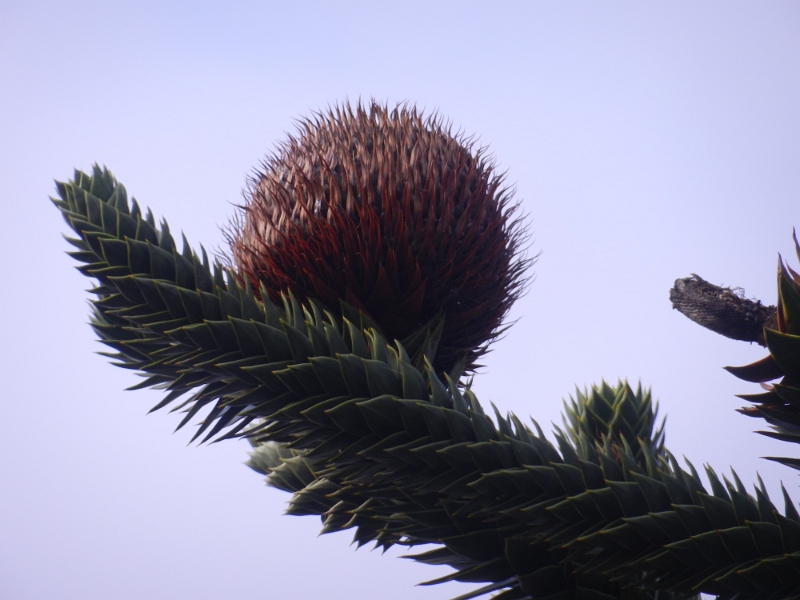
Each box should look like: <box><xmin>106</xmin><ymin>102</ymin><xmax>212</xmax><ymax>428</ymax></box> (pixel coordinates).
<box><xmin>53</xmin><ymin>166</ymin><xmax>800</xmax><ymax>600</ymax></box>
<box><xmin>727</xmin><ymin>232</ymin><xmax>800</xmax><ymax>472</ymax></box>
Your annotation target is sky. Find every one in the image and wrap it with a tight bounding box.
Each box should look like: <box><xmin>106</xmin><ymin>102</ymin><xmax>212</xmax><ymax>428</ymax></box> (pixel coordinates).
<box><xmin>1</xmin><ymin>2</ymin><xmax>799</xmax><ymax>599</ymax></box>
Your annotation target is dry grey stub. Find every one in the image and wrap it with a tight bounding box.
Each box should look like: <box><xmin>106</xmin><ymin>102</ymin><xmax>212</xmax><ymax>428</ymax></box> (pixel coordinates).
<box><xmin>670</xmin><ymin>274</ymin><xmax>776</xmax><ymax>346</ymax></box>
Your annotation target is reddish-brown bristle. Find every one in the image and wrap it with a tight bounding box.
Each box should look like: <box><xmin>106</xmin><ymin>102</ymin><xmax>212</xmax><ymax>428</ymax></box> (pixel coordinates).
<box><xmin>230</xmin><ymin>101</ymin><xmax>531</xmax><ymax>375</ymax></box>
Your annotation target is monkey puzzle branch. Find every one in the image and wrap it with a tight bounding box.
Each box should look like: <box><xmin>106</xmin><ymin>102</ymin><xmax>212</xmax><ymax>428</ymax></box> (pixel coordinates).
<box><xmin>669</xmin><ymin>274</ymin><xmax>776</xmax><ymax>346</ymax></box>
<box><xmin>50</xmin><ymin>97</ymin><xmax>800</xmax><ymax>599</ymax></box>
<box><xmin>54</xmin><ymin>166</ymin><xmax>800</xmax><ymax>600</ymax></box>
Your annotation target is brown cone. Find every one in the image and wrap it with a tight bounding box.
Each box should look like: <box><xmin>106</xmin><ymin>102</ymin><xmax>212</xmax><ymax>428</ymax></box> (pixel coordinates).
<box><xmin>230</xmin><ymin>101</ymin><xmax>531</xmax><ymax>374</ymax></box>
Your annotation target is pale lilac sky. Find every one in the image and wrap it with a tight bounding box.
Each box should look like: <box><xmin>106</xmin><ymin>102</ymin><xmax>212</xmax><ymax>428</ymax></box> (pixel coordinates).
<box><xmin>1</xmin><ymin>2</ymin><xmax>799</xmax><ymax>599</ymax></box>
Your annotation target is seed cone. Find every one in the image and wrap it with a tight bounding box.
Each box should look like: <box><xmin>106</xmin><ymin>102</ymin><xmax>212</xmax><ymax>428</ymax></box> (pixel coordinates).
<box><xmin>230</xmin><ymin>101</ymin><xmax>530</xmax><ymax>374</ymax></box>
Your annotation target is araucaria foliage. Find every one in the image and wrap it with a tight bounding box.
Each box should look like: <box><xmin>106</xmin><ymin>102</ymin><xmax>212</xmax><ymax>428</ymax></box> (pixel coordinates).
<box><xmin>53</xmin><ymin>102</ymin><xmax>800</xmax><ymax>600</ymax></box>
<box><xmin>725</xmin><ymin>234</ymin><xmax>800</xmax><ymax>473</ymax></box>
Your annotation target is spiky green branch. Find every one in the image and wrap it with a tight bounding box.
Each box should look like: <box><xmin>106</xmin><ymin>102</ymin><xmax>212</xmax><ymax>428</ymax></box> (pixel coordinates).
<box><xmin>54</xmin><ymin>166</ymin><xmax>800</xmax><ymax>600</ymax></box>
<box><xmin>672</xmin><ymin>235</ymin><xmax>800</xmax><ymax>474</ymax></box>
